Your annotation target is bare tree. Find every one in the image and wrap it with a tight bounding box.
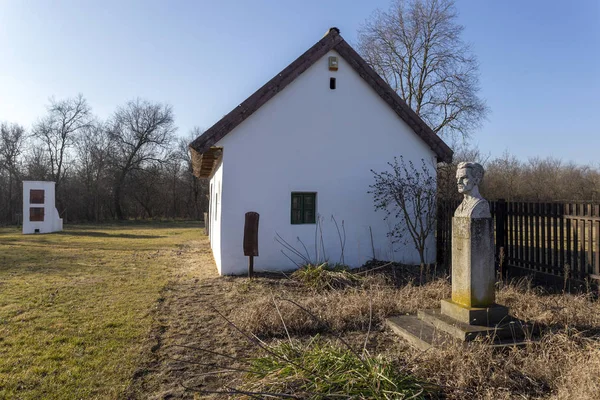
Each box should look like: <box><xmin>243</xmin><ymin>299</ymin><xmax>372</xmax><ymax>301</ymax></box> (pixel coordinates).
<box><xmin>108</xmin><ymin>99</ymin><xmax>176</xmax><ymax>220</ymax></box>
<box><xmin>75</xmin><ymin>121</ymin><xmax>113</xmax><ymax>221</ymax></box>
<box><xmin>358</xmin><ymin>0</ymin><xmax>488</xmax><ymax>140</ymax></box>
<box><xmin>481</xmin><ymin>151</ymin><xmax>522</xmax><ymax>201</ymax></box>
<box><xmin>0</xmin><ymin>122</ymin><xmax>25</xmax><ymax>221</ymax></box>
<box><xmin>370</xmin><ymin>157</ymin><xmax>437</xmax><ymax>266</ymax></box>
<box><xmin>177</xmin><ymin>127</ymin><xmax>208</xmax><ymax>219</ymax></box>
<box><xmin>0</xmin><ymin>99</ymin><xmax>209</xmax><ymax>224</ymax></box>
<box><xmin>24</xmin><ymin>147</ymin><xmax>50</xmax><ymax>181</ymax></box>
<box><xmin>129</xmin><ymin>166</ymin><xmax>162</xmax><ymax>218</ymax></box>
<box><xmin>32</xmin><ymin>94</ymin><xmax>92</xmax><ymax>191</ymax></box>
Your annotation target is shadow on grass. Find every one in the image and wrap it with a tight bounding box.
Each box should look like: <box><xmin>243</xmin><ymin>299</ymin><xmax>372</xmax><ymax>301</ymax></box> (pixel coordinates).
<box><xmin>65</xmin><ymin>220</ymin><xmax>205</xmax><ymax>230</ymax></box>
<box><xmin>56</xmin><ymin>231</ymin><xmax>165</xmax><ymax>239</ymax></box>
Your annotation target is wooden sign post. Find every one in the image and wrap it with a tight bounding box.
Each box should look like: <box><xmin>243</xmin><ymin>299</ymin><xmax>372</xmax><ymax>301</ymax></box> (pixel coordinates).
<box><xmin>243</xmin><ymin>212</ymin><xmax>259</xmax><ymax>278</ymax></box>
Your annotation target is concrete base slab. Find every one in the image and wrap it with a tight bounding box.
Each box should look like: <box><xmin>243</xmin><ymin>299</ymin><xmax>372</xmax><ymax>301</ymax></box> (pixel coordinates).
<box><xmin>385</xmin><ymin>315</ymin><xmax>454</xmax><ymax>351</ymax></box>
<box><xmin>440</xmin><ymin>299</ymin><xmax>510</xmax><ymax>326</ymax></box>
<box><xmin>419</xmin><ymin>309</ymin><xmax>534</xmax><ymax>342</ymax></box>
<box><xmin>386</xmin><ymin>309</ymin><xmax>538</xmax><ymax>349</ymax></box>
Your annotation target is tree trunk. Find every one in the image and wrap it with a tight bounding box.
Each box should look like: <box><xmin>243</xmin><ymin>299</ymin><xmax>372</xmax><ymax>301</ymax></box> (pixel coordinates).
<box><xmin>7</xmin><ymin>173</ymin><xmax>13</xmax><ymax>222</ymax></box>
<box><xmin>114</xmin><ymin>173</ymin><xmax>126</xmax><ymax>220</ymax></box>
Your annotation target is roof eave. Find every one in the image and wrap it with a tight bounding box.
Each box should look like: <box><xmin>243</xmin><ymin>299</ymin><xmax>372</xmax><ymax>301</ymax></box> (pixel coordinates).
<box><xmin>191</xmin><ymin>146</ymin><xmax>222</xmax><ymax>179</ymax></box>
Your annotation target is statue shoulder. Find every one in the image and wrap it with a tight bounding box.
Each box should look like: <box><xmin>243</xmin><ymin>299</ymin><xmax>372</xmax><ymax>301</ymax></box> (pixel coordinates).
<box><xmin>454</xmin><ymin>197</ymin><xmax>490</xmax><ymax>218</ymax></box>
<box><xmin>471</xmin><ymin>199</ymin><xmax>491</xmax><ymax>218</ymax></box>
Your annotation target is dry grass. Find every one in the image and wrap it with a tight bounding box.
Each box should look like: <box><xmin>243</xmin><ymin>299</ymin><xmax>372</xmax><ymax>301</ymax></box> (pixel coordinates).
<box><xmin>34</xmin><ymin>229</ymin><xmax>590</xmax><ymax>400</ymax></box>
<box><xmin>228</xmin><ymin>273</ymin><xmax>600</xmax><ymax>400</ymax></box>
<box><xmin>5</xmin><ymin>221</ymin><xmax>597</xmax><ymax>399</ymax></box>
<box><xmin>409</xmin><ymin>328</ymin><xmax>600</xmax><ymax>399</ymax></box>
<box><xmin>387</xmin><ymin>279</ymin><xmax>600</xmax><ymax>400</ymax></box>
<box><xmin>0</xmin><ymin>222</ymin><xmax>203</xmax><ymax>399</ymax></box>
<box><xmin>232</xmin><ymin>279</ymin><xmax>450</xmax><ymax>338</ymax></box>
<box><xmin>498</xmin><ymin>279</ymin><xmax>600</xmax><ymax>329</ymax></box>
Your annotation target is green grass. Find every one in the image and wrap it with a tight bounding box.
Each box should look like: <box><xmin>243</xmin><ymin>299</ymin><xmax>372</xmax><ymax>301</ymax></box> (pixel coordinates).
<box><xmin>291</xmin><ymin>263</ymin><xmax>362</xmax><ymax>291</ymax></box>
<box><xmin>0</xmin><ymin>222</ymin><xmax>203</xmax><ymax>399</ymax></box>
<box><xmin>243</xmin><ymin>339</ymin><xmax>429</xmax><ymax>399</ymax></box>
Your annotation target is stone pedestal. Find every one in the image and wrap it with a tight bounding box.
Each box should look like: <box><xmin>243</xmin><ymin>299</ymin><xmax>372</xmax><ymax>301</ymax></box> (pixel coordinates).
<box><xmin>450</xmin><ymin>217</ymin><xmax>495</xmax><ymax>308</ymax></box>
<box><xmin>386</xmin><ymin>213</ymin><xmax>536</xmax><ymax>349</ymax></box>
<box><xmin>438</xmin><ymin>216</ymin><xmax>509</xmax><ymax>326</ymax></box>
<box><xmin>440</xmin><ymin>299</ymin><xmax>509</xmax><ymax>325</ymax></box>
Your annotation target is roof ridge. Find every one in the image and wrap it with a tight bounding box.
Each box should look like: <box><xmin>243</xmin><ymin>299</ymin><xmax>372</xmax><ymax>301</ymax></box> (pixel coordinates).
<box><xmin>190</xmin><ymin>29</ymin><xmax>453</xmax><ymax>177</ymax></box>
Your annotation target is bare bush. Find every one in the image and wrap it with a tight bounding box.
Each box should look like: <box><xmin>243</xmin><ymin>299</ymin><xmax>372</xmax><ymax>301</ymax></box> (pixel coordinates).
<box><xmin>371</xmin><ymin>157</ymin><xmax>437</xmax><ymax>266</ymax></box>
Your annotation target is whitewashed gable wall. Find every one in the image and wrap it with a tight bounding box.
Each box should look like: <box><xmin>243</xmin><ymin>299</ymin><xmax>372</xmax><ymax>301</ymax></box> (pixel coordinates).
<box><xmin>208</xmin><ymin>158</ymin><xmax>224</xmax><ymax>273</ymax></box>
<box><xmin>213</xmin><ymin>50</ymin><xmax>437</xmax><ymax>275</ymax></box>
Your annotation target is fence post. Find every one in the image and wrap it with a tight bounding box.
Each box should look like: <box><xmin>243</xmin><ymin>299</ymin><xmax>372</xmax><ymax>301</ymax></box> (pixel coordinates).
<box><xmin>203</xmin><ymin>212</ymin><xmax>209</xmax><ymax>236</ymax></box>
<box><xmin>436</xmin><ymin>201</ymin><xmax>444</xmax><ymax>267</ymax></box>
<box><xmin>495</xmin><ymin>199</ymin><xmax>507</xmax><ymax>272</ymax></box>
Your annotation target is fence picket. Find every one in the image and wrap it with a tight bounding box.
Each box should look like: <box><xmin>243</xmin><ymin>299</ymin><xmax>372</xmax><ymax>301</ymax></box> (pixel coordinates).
<box><xmin>519</xmin><ymin>202</ymin><xmax>524</xmax><ymax>267</ymax></box>
<box><xmin>595</xmin><ymin>205</ymin><xmax>600</xmax><ymax>276</ymax></box>
<box><xmin>523</xmin><ymin>203</ymin><xmax>533</xmax><ymax>268</ymax></box>
<box><xmin>508</xmin><ymin>202</ymin><xmax>514</xmax><ymax>263</ymax></box>
<box><xmin>553</xmin><ymin>203</ymin><xmax>559</xmax><ymax>276</ymax></box>
<box><xmin>588</xmin><ymin>204</ymin><xmax>593</xmax><ymax>278</ymax></box>
<box><xmin>541</xmin><ymin>203</ymin><xmax>548</xmax><ymax>272</ymax></box>
<box><xmin>567</xmin><ymin>208</ymin><xmax>577</xmax><ymax>276</ymax></box>
<box><xmin>559</xmin><ymin>203</ymin><xmax>565</xmax><ymax>269</ymax></box>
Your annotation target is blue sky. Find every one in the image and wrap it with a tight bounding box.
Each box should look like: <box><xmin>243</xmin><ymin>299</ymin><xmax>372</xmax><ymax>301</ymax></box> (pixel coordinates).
<box><xmin>1</xmin><ymin>0</ymin><xmax>598</xmax><ymax>164</ymax></box>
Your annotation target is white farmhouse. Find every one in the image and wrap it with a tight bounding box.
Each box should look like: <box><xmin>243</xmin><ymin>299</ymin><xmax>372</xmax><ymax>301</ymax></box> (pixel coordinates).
<box><xmin>190</xmin><ymin>28</ymin><xmax>453</xmax><ymax>275</ymax></box>
<box><xmin>22</xmin><ymin>181</ymin><xmax>63</xmax><ymax>234</ymax></box>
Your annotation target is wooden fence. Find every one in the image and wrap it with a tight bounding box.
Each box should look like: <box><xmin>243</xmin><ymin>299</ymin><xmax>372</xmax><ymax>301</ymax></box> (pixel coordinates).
<box><xmin>437</xmin><ymin>200</ymin><xmax>600</xmax><ymax>287</ymax></box>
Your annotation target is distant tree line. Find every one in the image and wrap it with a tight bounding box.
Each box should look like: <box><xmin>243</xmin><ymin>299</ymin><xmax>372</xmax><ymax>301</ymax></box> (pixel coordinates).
<box><xmin>0</xmin><ymin>95</ymin><xmax>208</xmax><ymax>224</ymax></box>
<box><xmin>438</xmin><ymin>147</ymin><xmax>600</xmax><ymax>203</ymax></box>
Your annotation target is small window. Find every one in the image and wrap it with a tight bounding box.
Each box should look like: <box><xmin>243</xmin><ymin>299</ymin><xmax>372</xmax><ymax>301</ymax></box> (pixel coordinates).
<box><xmin>330</xmin><ymin>77</ymin><xmax>336</xmax><ymax>90</ymax></box>
<box><xmin>30</xmin><ymin>207</ymin><xmax>44</xmax><ymax>222</ymax></box>
<box><xmin>30</xmin><ymin>189</ymin><xmax>45</xmax><ymax>204</ymax></box>
<box><xmin>291</xmin><ymin>193</ymin><xmax>316</xmax><ymax>224</ymax></box>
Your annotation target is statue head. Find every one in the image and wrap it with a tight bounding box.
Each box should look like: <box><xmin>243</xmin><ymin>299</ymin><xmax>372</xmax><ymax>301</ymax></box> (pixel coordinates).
<box><xmin>456</xmin><ymin>162</ymin><xmax>484</xmax><ymax>195</ymax></box>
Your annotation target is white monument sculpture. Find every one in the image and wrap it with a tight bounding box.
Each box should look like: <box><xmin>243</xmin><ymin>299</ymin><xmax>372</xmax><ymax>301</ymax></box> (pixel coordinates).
<box><xmin>387</xmin><ymin>162</ymin><xmax>532</xmax><ymax>349</ymax></box>
<box><xmin>22</xmin><ymin>181</ymin><xmax>63</xmax><ymax>234</ymax></box>
<box><xmin>453</xmin><ymin>162</ymin><xmax>490</xmax><ymax>219</ymax></box>
<box><xmin>440</xmin><ymin>162</ymin><xmax>505</xmax><ymax>324</ymax></box>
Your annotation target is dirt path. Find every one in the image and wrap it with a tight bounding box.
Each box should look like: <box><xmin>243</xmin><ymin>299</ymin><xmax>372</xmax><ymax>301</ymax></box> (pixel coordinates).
<box><xmin>123</xmin><ymin>237</ymin><xmax>412</xmax><ymax>399</ymax></box>
<box><xmin>124</xmin><ymin>237</ymin><xmax>256</xmax><ymax>399</ymax></box>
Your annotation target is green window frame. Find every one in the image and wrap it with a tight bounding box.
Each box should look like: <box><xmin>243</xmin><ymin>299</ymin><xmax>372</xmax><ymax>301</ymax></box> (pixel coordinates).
<box><xmin>291</xmin><ymin>192</ymin><xmax>316</xmax><ymax>224</ymax></box>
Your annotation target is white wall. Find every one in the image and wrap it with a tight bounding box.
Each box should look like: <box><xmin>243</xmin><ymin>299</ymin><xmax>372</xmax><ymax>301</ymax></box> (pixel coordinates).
<box><xmin>22</xmin><ymin>181</ymin><xmax>63</xmax><ymax>234</ymax></box>
<box><xmin>214</xmin><ymin>50</ymin><xmax>437</xmax><ymax>275</ymax></box>
<box><xmin>208</xmin><ymin>158</ymin><xmax>224</xmax><ymax>273</ymax></box>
